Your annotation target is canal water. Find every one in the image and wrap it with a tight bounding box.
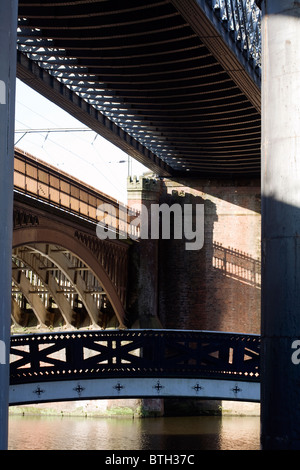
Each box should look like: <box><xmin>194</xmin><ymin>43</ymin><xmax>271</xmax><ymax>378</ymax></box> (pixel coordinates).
<box><xmin>8</xmin><ymin>414</ymin><xmax>260</xmax><ymax>450</ymax></box>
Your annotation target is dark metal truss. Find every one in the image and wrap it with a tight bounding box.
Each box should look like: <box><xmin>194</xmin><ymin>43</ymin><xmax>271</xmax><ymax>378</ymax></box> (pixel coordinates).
<box><xmin>17</xmin><ymin>0</ymin><xmax>261</xmax><ymax>177</ymax></box>
<box><xmin>10</xmin><ymin>329</ymin><xmax>260</xmax><ymax>385</ymax></box>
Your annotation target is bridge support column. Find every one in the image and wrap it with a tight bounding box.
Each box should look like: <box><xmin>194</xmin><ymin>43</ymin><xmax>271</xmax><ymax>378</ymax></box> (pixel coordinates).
<box><xmin>0</xmin><ymin>0</ymin><xmax>18</xmax><ymax>450</ymax></box>
<box><xmin>261</xmin><ymin>1</ymin><xmax>300</xmax><ymax>449</ymax></box>
<box><xmin>127</xmin><ymin>176</ymin><xmax>162</xmax><ymax>328</ymax></box>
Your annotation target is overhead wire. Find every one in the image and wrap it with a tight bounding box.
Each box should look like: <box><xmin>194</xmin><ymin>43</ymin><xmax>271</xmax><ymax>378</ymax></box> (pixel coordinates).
<box><xmin>15</xmin><ymin>121</ymin><xmax>127</xmax><ymax>201</ymax></box>
<box><xmin>14</xmin><ymin>99</ymin><xmax>132</xmax><ymax>201</ymax></box>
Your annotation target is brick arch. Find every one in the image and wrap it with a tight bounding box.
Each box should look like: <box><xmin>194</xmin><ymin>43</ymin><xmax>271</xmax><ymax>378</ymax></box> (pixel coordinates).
<box><xmin>13</xmin><ymin>226</ymin><xmax>127</xmax><ymax>328</ymax></box>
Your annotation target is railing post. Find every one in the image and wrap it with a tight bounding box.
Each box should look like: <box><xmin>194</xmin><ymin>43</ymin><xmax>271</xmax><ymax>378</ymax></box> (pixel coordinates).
<box><xmin>0</xmin><ymin>0</ymin><xmax>18</xmax><ymax>450</ymax></box>
<box><xmin>261</xmin><ymin>0</ymin><xmax>300</xmax><ymax>449</ymax></box>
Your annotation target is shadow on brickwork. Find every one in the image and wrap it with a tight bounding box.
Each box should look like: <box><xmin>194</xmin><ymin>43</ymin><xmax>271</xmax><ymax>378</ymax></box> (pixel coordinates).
<box><xmin>157</xmin><ymin>189</ymin><xmax>218</xmax><ymax>330</ymax></box>
<box><xmin>157</xmin><ymin>183</ymin><xmax>261</xmax><ymax>334</ymax></box>
<box><xmin>156</xmin><ymin>184</ymin><xmax>261</xmax><ymax>416</ymax></box>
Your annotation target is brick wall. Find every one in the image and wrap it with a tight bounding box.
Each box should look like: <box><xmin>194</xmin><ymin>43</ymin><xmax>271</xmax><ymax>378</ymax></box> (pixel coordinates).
<box><xmin>157</xmin><ymin>177</ymin><xmax>261</xmax><ymax>334</ymax></box>
<box><xmin>126</xmin><ymin>176</ymin><xmax>163</xmax><ymax>328</ymax></box>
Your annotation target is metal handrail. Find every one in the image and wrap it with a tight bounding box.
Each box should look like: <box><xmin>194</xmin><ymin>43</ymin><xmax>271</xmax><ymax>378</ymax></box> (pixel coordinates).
<box><xmin>208</xmin><ymin>0</ymin><xmax>261</xmax><ymax>69</ymax></box>
<box><xmin>10</xmin><ymin>329</ymin><xmax>260</xmax><ymax>385</ymax></box>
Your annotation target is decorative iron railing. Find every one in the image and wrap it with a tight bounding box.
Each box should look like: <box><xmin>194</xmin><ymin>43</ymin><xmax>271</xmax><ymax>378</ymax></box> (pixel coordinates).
<box><xmin>208</xmin><ymin>0</ymin><xmax>261</xmax><ymax>70</ymax></box>
<box><xmin>10</xmin><ymin>329</ymin><xmax>260</xmax><ymax>385</ymax></box>
<box><xmin>213</xmin><ymin>242</ymin><xmax>261</xmax><ymax>288</ymax></box>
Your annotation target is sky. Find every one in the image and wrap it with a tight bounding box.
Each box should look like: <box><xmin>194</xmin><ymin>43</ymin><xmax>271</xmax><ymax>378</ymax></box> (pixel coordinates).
<box><xmin>14</xmin><ymin>79</ymin><xmax>149</xmax><ymax>204</ymax></box>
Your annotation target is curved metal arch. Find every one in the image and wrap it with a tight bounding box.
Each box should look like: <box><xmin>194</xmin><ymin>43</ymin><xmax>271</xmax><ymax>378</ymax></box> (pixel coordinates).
<box><xmin>13</xmin><ymin>248</ymin><xmax>76</xmax><ymax>328</ymax></box>
<box><xmin>28</xmin><ymin>243</ymin><xmax>103</xmax><ymax>327</ymax></box>
<box><xmin>9</xmin><ymin>329</ymin><xmax>261</xmax><ymax>404</ymax></box>
<box><xmin>11</xmin><ymin>258</ymin><xmax>48</xmax><ymax>327</ymax></box>
<box><xmin>9</xmin><ymin>377</ymin><xmax>260</xmax><ymax>405</ymax></box>
<box><xmin>13</xmin><ymin>226</ymin><xmax>127</xmax><ymax>328</ymax></box>
<box><xmin>11</xmin><ymin>297</ymin><xmax>23</xmax><ymax>326</ymax></box>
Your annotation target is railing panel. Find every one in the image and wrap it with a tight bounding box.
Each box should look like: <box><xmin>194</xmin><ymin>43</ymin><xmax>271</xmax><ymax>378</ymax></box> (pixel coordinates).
<box><xmin>209</xmin><ymin>0</ymin><xmax>261</xmax><ymax>69</ymax></box>
<box><xmin>10</xmin><ymin>330</ymin><xmax>260</xmax><ymax>385</ymax></box>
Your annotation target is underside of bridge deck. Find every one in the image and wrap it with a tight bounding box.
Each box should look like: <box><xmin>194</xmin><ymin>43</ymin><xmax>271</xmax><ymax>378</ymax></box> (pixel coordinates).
<box><xmin>16</xmin><ymin>0</ymin><xmax>261</xmax><ymax>178</ymax></box>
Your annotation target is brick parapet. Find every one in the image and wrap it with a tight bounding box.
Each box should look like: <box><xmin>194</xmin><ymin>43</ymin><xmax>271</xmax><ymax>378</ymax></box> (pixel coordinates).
<box><xmin>127</xmin><ymin>175</ymin><xmax>162</xmax><ymax>203</ymax></box>
<box><xmin>126</xmin><ymin>174</ymin><xmax>162</xmax><ymax>328</ymax></box>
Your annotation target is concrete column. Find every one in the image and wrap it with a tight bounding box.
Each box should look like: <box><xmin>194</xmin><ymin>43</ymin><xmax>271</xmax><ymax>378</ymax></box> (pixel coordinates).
<box><xmin>261</xmin><ymin>1</ymin><xmax>300</xmax><ymax>449</ymax></box>
<box><xmin>0</xmin><ymin>0</ymin><xmax>18</xmax><ymax>450</ymax></box>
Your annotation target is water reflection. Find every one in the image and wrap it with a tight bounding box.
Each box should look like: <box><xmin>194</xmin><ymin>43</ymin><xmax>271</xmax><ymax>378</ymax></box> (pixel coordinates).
<box><xmin>8</xmin><ymin>415</ymin><xmax>260</xmax><ymax>450</ymax></box>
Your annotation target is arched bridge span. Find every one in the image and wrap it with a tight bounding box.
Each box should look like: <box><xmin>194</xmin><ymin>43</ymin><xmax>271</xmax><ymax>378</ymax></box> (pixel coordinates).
<box><xmin>9</xmin><ymin>329</ymin><xmax>260</xmax><ymax>405</ymax></box>
<box><xmin>12</xmin><ymin>150</ymin><xmax>131</xmax><ymax>331</ymax></box>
